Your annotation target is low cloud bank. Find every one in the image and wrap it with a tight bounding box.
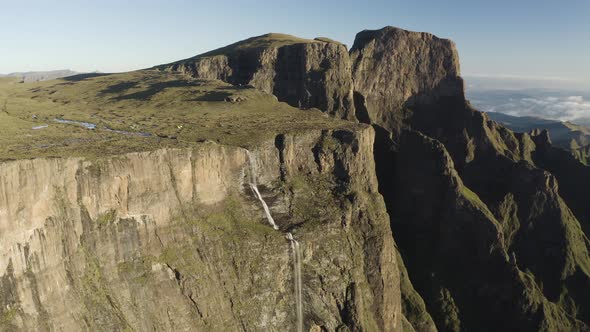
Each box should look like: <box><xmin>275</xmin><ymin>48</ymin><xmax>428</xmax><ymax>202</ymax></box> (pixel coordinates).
<box><xmin>469</xmin><ymin>93</ymin><xmax>590</xmax><ymax>123</ymax></box>
<box><xmin>501</xmin><ymin>95</ymin><xmax>590</xmax><ymax>121</ymax></box>
<box><xmin>465</xmin><ymin>76</ymin><xmax>590</xmax><ymax>123</ymax></box>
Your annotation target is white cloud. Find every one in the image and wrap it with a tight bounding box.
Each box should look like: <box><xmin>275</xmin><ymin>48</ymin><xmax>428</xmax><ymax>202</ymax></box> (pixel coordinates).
<box><xmin>464</xmin><ymin>75</ymin><xmax>590</xmax><ymax>91</ymax></box>
<box><xmin>466</xmin><ymin>73</ymin><xmax>576</xmax><ymax>82</ymax></box>
<box><xmin>475</xmin><ymin>95</ymin><xmax>590</xmax><ymax>122</ymax></box>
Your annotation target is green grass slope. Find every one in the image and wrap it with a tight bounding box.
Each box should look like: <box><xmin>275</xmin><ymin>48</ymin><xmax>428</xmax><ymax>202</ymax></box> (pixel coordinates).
<box><xmin>198</xmin><ymin>33</ymin><xmax>319</xmax><ymax>57</ymax></box>
<box><xmin>0</xmin><ymin>70</ymin><xmax>359</xmax><ymax>161</ymax></box>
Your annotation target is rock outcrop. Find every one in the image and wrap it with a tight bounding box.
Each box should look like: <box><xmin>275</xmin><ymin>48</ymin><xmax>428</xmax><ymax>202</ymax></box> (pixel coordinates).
<box><xmin>160</xmin><ymin>34</ymin><xmax>356</xmax><ymax>120</ymax></box>
<box><xmin>530</xmin><ymin>129</ymin><xmax>590</xmax><ymax>235</ymax></box>
<box><xmin>350</xmin><ymin>26</ymin><xmax>463</xmax><ymax>135</ymax></box>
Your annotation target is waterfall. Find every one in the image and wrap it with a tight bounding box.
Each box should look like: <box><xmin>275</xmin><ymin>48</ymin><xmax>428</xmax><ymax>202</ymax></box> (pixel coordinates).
<box><xmin>247</xmin><ymin>150</ymin><xmax>279</xmax><ymax>230</ymax></box>
<box><xmin>246</xmin><ymin>150</ymin><xmax>303</xmax><ymax>331</ymax></box>
<box><xmin>287</xmin><ymin>232</ymin><xmax>303</xmax><ymax>332</ymax></box>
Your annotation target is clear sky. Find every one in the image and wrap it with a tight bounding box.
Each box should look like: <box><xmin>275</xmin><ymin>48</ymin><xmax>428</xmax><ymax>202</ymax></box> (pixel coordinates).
<box><xmin>1</xmin><ymin>0</ymin><xmax>588</xmax><ymax>87</ymax></box>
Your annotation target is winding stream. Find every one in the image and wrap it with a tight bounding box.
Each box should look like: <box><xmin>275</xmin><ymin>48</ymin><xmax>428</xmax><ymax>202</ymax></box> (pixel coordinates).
<box><xmin>52</xmin><ymin>118</ymin><xmax>152</xmax><ymax>137</ymax></box>
<box><xmin>54</xmin><ymin>118</ymin><xmax>97</xmax><ymax>129</ymax></box>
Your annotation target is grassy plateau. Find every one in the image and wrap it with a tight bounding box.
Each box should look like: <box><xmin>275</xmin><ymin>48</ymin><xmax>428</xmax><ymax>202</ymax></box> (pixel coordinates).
<box><xmin>0</xmin><ymin>70</ymin><xmax>359</xmax><ymax>161</ymax></box>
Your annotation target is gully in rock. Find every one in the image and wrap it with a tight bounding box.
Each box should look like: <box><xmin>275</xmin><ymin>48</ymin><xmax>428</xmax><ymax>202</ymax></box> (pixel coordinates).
<box><xmin>247</xmin><ymin>150</ymin><xmax>303</xmax><ymax>332</ymax></box>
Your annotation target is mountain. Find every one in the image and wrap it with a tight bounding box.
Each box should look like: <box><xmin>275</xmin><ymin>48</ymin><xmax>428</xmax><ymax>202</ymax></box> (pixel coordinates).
<box><xmin>0</xmin><ymin>69</ymin><xmax>79</xmax><ymax>82</ymax></box>
<box><xmin>486</xmin><ymin>111</ymin><xmax>590</xmax><ymax>164</ymax></box>
<box><xmin>2</xmin><ymin>26</ymin><xmax>590</xmax><ymax>332</ymax></box>
<box><xmin>158</xmin><ymin>33</ymin><xmax>356</xmax><ymax>120</ymax></box>
<box><xmin>347</xmin><ymin>27</ymin><xmax>590</xmax><ymax>331</ymax></box>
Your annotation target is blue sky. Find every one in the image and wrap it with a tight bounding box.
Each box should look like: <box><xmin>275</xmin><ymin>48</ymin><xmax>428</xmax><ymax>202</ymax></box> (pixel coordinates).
<box><xmin>1</xmin><ymin>0</ymin><xmax>588</xmax><ymax>87</ymax></box>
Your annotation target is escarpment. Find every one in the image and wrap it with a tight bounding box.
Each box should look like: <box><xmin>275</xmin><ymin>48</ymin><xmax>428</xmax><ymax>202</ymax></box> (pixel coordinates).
<box><xmin>0</xmin><ymin>128</ymin><xmax>403</xmax><ymax>331</ymax></box>
<box><xmin>160</xmin><ymin>34</ymin><xmax>355</xmax><ymax>120</ymax></box>
<box><xmin>189</xmin><ymin>26</ymin><xmax>590</xmax><ymax>330</ymax></box>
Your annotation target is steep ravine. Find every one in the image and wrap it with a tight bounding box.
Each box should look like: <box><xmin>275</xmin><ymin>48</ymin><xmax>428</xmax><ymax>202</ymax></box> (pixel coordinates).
<box><xmin>0</xmin><ymin>127</ymin><xmax>402</xmax><ymax>331</ymax></box>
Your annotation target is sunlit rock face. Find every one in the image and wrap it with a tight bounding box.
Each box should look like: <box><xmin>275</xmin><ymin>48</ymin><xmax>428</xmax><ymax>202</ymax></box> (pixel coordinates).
<box><xmin>0</xmin><ymin>128</ymin><xmax>402</xmax><ymax>332</ymax></box>
<box><xmin>350</xmin><ymin>26</ymin><xmax>462</xmax><ymax>134</ymax></box>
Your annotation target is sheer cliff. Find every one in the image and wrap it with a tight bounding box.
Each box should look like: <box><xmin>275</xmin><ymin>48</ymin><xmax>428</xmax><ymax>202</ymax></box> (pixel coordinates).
<box><xmin>0</xmin><ymin>129</ymin><xmax>401</xmax><ymax>331</ymax></box>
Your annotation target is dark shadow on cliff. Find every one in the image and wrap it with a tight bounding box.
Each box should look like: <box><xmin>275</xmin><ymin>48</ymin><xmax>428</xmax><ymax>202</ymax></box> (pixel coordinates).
<box><xmin>100</xmin><ymin>81</ymin><xmax>140</xmax><ymax>95</ymax></box>
<box><xmin>189</xmin><ymin>91</ymin><xmax>232</xmax><ymax>102</ymax></box>
<box><xmin>362</xmin><ymin>77</ymin><xmax>590</xmax><ymax>330</ymax></box>
<box><xmin>353</xmin><ymin>91</ymin><xmax>371</xmax><ymax>124</ymax></box>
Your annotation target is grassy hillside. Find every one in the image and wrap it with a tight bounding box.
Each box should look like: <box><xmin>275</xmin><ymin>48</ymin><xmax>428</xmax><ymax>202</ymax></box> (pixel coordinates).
<box><xmin>189</xmin><ymin>33</ymin><xmax>319</xmax><ymax>58</ymax></box>
<box><xmin>0</xmin><ymin>70</ymin><xmax>359</xmax><ymax>161</ymax></box>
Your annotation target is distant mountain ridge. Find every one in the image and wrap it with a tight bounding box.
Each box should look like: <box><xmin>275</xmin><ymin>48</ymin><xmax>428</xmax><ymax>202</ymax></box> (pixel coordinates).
<box><xmin>486</xmin><ymin>111</ymin><xmax>590</xmax><ymax>164</ymax></box>
<box><xmin>0</xmin><ymin>69</ymin><xmax>79</xmax><ymax>82</ymax></box>
<box><xmin>157</xmin><ymin>33</ymin><xmax>357</xmax><ymax>120</ymax></box>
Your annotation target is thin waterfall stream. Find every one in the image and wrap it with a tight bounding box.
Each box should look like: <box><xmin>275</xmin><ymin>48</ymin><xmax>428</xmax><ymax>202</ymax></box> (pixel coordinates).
<box><xmin>246</xmin><ymin>150</ymin><xmax>303</xmax><ymax>332</ymax></box>
<box><xmin>246</xmin><ymin>150</ymin><xmax>279</xmax><ymax>230</ymax></box>
<box><xmin>286</xmin><ymin>232</ymin><xmax>303</xmax><ymax>332</ymax></box>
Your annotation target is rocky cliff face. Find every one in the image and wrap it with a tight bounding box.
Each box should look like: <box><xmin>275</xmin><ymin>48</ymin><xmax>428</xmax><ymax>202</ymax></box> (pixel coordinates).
<box><xmin>161</xmin><ymin>34</ymin><xmax>356</xmax><ymax>120</ymax></box>
<box><xmin>0</xmin><ymin>128</ymin><xmax>402</xmax><ymax>331</ymax></box>
<box><xmin>350</xmin><ymin>27</ymin><xmax>463</xmax><ymax>135</ymax></box>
